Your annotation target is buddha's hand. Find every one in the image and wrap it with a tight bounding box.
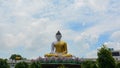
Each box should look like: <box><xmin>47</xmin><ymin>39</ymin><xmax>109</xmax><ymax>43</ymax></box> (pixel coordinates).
<box><xmin>63</xmin><ymin>51</ymin><xmax>67</xmax><ymax>54</ymax></box>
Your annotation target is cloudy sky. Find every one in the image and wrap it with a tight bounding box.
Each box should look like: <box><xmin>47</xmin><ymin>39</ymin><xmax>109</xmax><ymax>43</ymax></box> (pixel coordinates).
<box><xmin>0</xmin><ymin>0</ymin><xmax>120</xmax><ymax>59</ymax></box>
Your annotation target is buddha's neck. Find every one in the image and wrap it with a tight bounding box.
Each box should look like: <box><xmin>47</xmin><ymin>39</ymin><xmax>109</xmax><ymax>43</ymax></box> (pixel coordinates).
<box><xmin>57</xmin><ymin>39</ymin><xmax>61</xmax><ymax>42</ymax></box>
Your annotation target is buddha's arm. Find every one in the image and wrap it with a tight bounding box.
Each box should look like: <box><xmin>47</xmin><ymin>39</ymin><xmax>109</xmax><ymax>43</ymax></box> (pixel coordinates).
<box><xmin>63</xmin><ymin>42</ymin><xmax>68</xmax><ymax>54</ymax></box>
<box><xmin>51</xmin><ymin>43</ymin><xmax>54</xmax><ymax>53</ymax></box>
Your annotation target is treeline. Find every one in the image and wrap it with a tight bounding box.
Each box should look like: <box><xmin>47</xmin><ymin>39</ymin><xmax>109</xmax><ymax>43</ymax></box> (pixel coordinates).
<box><xmin>0</xmin><ymin>45</ymin><xmax>120</xmax><ymax>68</ymax></box>
<box><xmin>0</xmin><ymin>59</ymin><xmax>41</xmax><ymax>68</ymax></box>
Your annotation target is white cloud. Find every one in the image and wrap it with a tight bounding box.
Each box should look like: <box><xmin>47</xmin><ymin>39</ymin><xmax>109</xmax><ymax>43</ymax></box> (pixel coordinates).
<box><xmin>110</xmin><ymin>31</ymin><xmax>120</xmax><ymax>42</ymax></box>
<box><xmin>73</xmin><ymin>0</ymin><xmax>85</xmax><ymax>8</ymax></box>
<box><xmin>103</xmin><ymin>30</ymin><xmax>120</xmax><ymax>50</ymax></box>
<box><xmin>105</xmin><ymin>42</ymin><xmax>120</xmax><ymax>50</ymax></box>
<box><xmin>86</xmin><ymin>50</ymin><xmax>97</xmax><ymax>58</ymax></box>
<box><xmin>3</xmin><ymin>33</ymin><xmax>26</xmax><ymax>48</ymax></box>
<box><xmin>89</xmin><ymin>0</ymin><xmax>109</xmax><ymax>11</ymax></box>
<box><xmin>0</xmin><ymin>0</ymin><xmax>120</xmax><ymax>59</ymax></box>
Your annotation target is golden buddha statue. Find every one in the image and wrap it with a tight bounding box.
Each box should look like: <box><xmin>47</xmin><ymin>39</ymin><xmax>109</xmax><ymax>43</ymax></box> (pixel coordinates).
<box><xmin>44</xmin><ymin>31</ymin><xmax>72</xmax><ymax>57</ymax></box>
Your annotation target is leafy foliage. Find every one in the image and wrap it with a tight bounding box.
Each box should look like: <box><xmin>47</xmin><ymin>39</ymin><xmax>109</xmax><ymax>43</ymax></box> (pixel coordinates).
<box><xmin>30</xmin><ymin>61</ymin><xmax>42</xmax><ymax>68</ymax></box>
<box><xmin>81</xmin><ymin>60</ymin><xmax>97</xmax><ymax>68</ymax></box>
<box><xmin>116</xmin><ymin>62</ymin><xmax>120</xmax><ymax>68</ymax></box>
<box><xmin>10</xmin><ymin>54</ymin><xmax>23</xmax><ymax>60</ymax></box>
<box><xmin>97</xmin><ymin>45</ymin><xmax>116</xmax><ymax>68</ymax></box>
<box><xmin>15</xmin><ymin>62</ymin><xmax>29</xmax><ymax>68</ymax></box>
<box><xmin>91</xmin><ymin>63</ymin><xmax>98</xmax><ymax>68</ymax></box>
<box><xmin>0</xmin><ymin>58</ymin><xmax>10</xmax><ymax>68</ymax></box>
<box><xmin>58</xmin><ymin>64</ymin><xmax>66</xmax><ymax>68</ymax></box>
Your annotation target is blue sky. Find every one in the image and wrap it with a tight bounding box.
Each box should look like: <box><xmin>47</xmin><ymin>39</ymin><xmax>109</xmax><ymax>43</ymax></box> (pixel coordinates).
<box><xmin>0</xmin><ymin>0</ymin><xmax>120</xmax><ymax>59</ymax></box>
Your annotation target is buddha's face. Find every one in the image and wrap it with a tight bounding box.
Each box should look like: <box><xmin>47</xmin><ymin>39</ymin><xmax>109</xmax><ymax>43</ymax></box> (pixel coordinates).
<box><xmin>56</xmin><ymin>35</ymin><xmax>62</xmax><ymax>41</ymax></box>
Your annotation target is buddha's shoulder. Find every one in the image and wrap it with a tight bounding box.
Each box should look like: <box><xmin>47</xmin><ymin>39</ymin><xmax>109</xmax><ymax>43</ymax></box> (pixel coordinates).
<box><xmin>60</xmin><ymin>41</ymin><xmax>67</xmax><ymax>45</ymax></box>
<box><xmin>52</xmin><ymin>41</ymin><xmax>66</xmax><ymax>44</ymax></box>
<box><xmin>60</xmin><ymin>40</ymin><xmax>67</xmax><ymax>44</ymax></box>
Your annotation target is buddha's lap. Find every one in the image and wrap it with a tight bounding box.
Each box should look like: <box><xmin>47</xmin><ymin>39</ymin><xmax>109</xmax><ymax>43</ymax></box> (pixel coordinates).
<box><xmin>45</xmin><ymin>53</ymin><xmax>72</xmax><ymax>57</ymax></box>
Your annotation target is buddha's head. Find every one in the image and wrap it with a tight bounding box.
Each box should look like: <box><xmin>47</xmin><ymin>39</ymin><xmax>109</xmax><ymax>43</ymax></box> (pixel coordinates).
<box><xmin>56</xmin><ymin>31</ymin><xmax>62</xmax><ymax>41</ymax></box>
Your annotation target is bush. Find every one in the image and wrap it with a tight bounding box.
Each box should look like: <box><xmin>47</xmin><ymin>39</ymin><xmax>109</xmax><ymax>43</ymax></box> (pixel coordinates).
<box><xmin>58</xmin><ymin>64</ymin><xmax>66</xmax><ymax>68</ymax></box>
<box><xmin>81</xmin><ymin>60</ymin><xmax>97</xmax><ymax>68</ymax></box>
<box><xmin>0</xmin><ymin>58</ymin><xmax>10</xmax><ymax>68</ymax></box>
<box><xmin>15</xmin><ymin>62</ymin><xmax>29</xmax><ymax>68</ymax></box>
<box><xmin>116</xmin><ymin>63</ymin><xmax>120</xmax><ymax>68</ymax></box>
<box><xmin>91</xmin><ymin>63</ymin><xmax>98</xmax><ymax>68</ymax></box>
<box><xmin>30</xmin><ymin>61</ymin><xmax>42</xmax><ymax>68</ymax></box>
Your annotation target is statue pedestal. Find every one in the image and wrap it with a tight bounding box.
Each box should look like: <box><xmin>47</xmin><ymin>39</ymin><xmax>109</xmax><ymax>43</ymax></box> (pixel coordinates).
<box><xmin>36</xmin><ymin>57</ymin><xmax>82</xmax><ymax>68</ymax></box>
<box><xmin>44</xmin><ymin>53</ymin><xmax>72</xmax><ymax>57</ymax></box>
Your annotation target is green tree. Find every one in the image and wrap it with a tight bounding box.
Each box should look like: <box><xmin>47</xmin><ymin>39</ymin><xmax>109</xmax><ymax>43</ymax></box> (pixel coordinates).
<box><xmin>91</xmin><ymin>63</ymin><xmax>98</xmax><ymax>68</ymax></box>
<box><xmin>0</xmin><ymin>58</ymin><xmax>10</xmax><ymax>68</ymax></box>
<box><xmin>81</xmin><ymin>60</ymin><xmax>97</xmax><ymax>68</ymax></box>
<box><xmin>116</xmin><ymin>62</ymin><xmax>120</xmax><ymax>68</ymax></box>
<box><xmin>97</xmin><ymin>45</ymin><xmax>116</xmax><ymax>68</ymax></box>
<box><xmin>10</xmin><ymin>54</ymin><xmax>23</xmax><ymax>60</ymax></box>
<box><xmin>58</xmin><ymin>64</ymin><xmax>66</xmax><ymax>68</ymax></box>
<box><xmin>30</xmin><ymin>61</ymin><xmax>42</xmax><ymax>68</ymax></box>
<box><xmin>15</xmin><ymin>62</ymin><xmax>29</xmax><ymax>68</ymax></box>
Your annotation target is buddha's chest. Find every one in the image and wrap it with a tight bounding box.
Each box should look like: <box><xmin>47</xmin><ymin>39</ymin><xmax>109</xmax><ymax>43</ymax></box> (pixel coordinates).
<box><xmin>54</xmin><ymin>42</ymin><xmax>65</xmax><ymax>49</ymax></box>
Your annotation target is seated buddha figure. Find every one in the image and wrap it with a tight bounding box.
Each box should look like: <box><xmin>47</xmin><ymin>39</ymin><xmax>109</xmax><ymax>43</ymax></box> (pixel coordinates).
<box><xmin>44</xmin><ymin>31</ymin><xmax>72</xmax><ymax>57</ymax></box>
